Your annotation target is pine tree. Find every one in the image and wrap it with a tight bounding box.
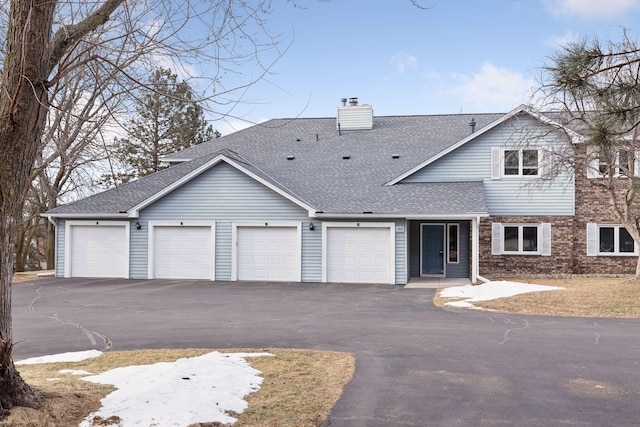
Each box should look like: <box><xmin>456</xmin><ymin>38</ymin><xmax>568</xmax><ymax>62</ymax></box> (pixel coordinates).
<box><xmin>110</xmin><ymin>68</ymin><xmax>218</xmax><ymax>183</ymax></box>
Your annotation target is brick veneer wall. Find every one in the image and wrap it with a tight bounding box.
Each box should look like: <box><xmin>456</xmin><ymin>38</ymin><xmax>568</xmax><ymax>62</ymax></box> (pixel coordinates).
<box><xmin>479</xmin><ymin>144</ymin><xmax>638</xmax><ymax>278</ymax></box>
<box><xmin>479</xmin><ymin>215</ymin><xmax>575</xmax><ymax>278</ymax></box>
<box><xmin>571</xmin><ymin>145</ymin><xmax>637</xmax><ymax>275</ymax></box>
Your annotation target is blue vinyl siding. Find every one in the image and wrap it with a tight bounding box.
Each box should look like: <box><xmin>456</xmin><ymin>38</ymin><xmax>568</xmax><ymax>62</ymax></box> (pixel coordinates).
<box><xmin>55</xmin><ymin>163</ymin><xmax>406</xmax><ymax>284</ymax></box>
<box><xmin>55</xmin><ymin>219</ymin><xmax>65</xmax><ymax>277</ymax></box>
<box><xmin>133</xmin><ymin>162</ymin><xmax>317</xmax><ymax>281</ymax></box>
<box><xmin>401</xmin><ymin>115</ymin><xmax>574</xmax><ymax>216</ymax></box>
<box><xmin>395</xmin><ymin>219</ymin><xmax>407</xmax><ymax>285</ymax></box>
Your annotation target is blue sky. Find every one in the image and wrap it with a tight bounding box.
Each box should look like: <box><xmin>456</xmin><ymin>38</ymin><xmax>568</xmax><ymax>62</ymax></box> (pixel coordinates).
<box><xmin>214</xmin><ymin>0</ymin><xmax>640</xmax><ymax>134</ymax></box>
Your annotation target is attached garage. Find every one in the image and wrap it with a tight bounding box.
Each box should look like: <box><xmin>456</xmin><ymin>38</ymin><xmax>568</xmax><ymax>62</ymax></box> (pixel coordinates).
<box><xmin>233</xmin><ymin>223</ymin><xmax>301</xmax><ymax>281</ymax></box>
<box><xmin>323</xmin><ymin>223</ymin><xmax>395</xmax><ymax>284</ymax></box>
<box><xmin>149</xmin><ymin>222</ymin><xmax>215</xmax><ymax>280</ymax></box>
<box><xmin>64</xmin><ymin>221</ymin><xmax>129</xmax><ymax>278</ymax></box>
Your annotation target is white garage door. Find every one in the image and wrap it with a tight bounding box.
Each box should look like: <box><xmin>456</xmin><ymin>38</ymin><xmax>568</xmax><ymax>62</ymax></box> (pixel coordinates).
<box><xmin>153</xmin><ymin>226</ymin><xmax>213</xmax><ymax>280</ymax></box>
<box><xmin>326</xmin><ymin>226</ymin><xmax>394</xmax><ymax>284</ymax></box>
<box><xmin>236</xmin><ymin>226</ymin><xmax>300</xmax><ymax>281</ymax></box>
<box><xmin>69</xmin><ymin>225</ymin><xmax>128</xmax><ymax>278</ymax></box>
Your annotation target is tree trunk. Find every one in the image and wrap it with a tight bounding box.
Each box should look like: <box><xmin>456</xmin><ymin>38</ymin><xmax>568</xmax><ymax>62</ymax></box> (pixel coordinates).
<box><xmin>0</xmin><ymin>0</ymin><xmax>56</xmax><ymax>412</ymax></box>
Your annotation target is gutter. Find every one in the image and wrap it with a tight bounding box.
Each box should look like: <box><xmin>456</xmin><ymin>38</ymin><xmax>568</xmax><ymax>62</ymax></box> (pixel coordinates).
<box><xmin>41</xmin><ymin>213</ymin><xmax>131</xmax><ymax>220</ymax></box>
<box><xmin>313</xmin><ymin>212</ymin><xmax>490</xmax><ymax>220</ymax></box>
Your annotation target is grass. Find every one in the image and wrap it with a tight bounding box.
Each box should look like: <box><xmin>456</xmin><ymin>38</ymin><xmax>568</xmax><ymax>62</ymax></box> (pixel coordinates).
<box><xmin>435</xmin><ymin>277</ymin><xmax>640</xmax><ymax>318</ymax></box>
<box><xmin>1</xmin><ymin>349</ymin><xmax>355</xmax><ymax>427</ymax></box>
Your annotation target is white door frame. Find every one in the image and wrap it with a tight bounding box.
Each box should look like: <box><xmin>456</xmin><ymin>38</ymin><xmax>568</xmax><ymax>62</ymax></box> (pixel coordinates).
<box><xmin>321</xmin><ymin>222</ymin><xmax>396</xmax><ymax>284</ymax></box>
<box><xmin>231</xmin><ymin>221</ymin><xmax>302</xmax><ymax>281</ymax></box>
<box><xmin>64</xmin><ymin>220</ymin><xmax>130</xmax><ymax>278</ymax></box>
<box><xmin>147</xmin><ymin>221</ymin><xmax>216</xmax><ymax>280</ymax></box>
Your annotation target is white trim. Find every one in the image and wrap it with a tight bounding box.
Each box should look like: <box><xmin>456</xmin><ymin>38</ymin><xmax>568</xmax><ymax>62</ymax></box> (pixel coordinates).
<box><xmin>44</xmin><ymin>213</ymin><xmax>129</xmax><ymax>220</ymax></box>
<box><xmin>128</xmin><ymin>155</ymin><xmax>317</xmax><ymax>218</ymax></box>
<box><xmin>321</xmin><ymin>222</ymin><xmax>396</xmax><ymax>284</ymax></box>
<box><xmin>472</xmin><ymin>217</ymin><xmax>480</xmax><ymax>284</ymax></box>
<box><xmin>447</xmin><ymin>223</ymin><xmax>460</xmax><ymax>264</ymax></box>
<box><xmin>492</xmin><ymin>223</ymin><xmax>548</xmax><ymax>256</ymax></box>
<box><xmin>491</xmin><ymin>222</ymin><xmax>503</xmax><ymax>255</ymax></box>
<box><xmin>64</xmin><ymin>220</ymin><xmax>130</xmax><ymax>279</ymax></box>
<box><xmin>541</xmin><ymin>223</ymin><xmax>552</xmax><ymax>256</ymax></box>
<box><xmin>386</xmin><ymin>104</ymin><xmax>583</xmax><ymax>185</ymax></box>
<box><xmin>147</xmin><ymin>221</ymin><xmax>216</xmax><ymax>280</ymax></box>
<box><xmin>231</xmin><ymin>221</ymin><xmax>302</xmax><ymax>282</ymax></box>
<box><xmin>588</xmin><ymin>223</ymin><xmax>638</xmax><ymax>256</ymax></box>
<box><xmin>500</xmin><ymin>148</ymin><xmax>542</xmax><ymax>178</ymax></box>
<box><xmin>314</xmin><ymin>213</ymin><xmax>489</xmax><ymax>219</ymax></box>
<box><xmin>586</xmin><ymin>223</ymin><xmax>598</xmax><ymax>256</ymax></box>
<box><xmin>491</xmin><ymin>147</ymin><xmax>501</xmax><ymax>180</ymax></box>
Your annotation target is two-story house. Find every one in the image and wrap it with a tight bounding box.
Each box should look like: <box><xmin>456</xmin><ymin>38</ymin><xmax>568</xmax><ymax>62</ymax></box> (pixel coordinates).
<box><xmin>43</xmin><ymin>101</ymin><xmax>636</xmax><ymax>284</ymax></box>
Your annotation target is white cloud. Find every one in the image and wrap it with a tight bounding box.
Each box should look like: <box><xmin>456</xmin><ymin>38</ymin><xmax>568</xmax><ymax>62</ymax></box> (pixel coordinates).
<box><xmin>390</xmin><ymin>52</ymin><xmax>417</xmax><ymax>74</ymax></box>
<box><xmin>545</xmin><ymin>30</ymin><xmax>579</xmax><ymax>48</ymax></box>
<box><xmin>451</xmin><ymin>62</ymin><xmax>537</xmax><ymax>112</ymax></box>
<box><xmin>542</xmin><ymin>0</ymin><xmax>640</xmax><ymax>19</ymax></box>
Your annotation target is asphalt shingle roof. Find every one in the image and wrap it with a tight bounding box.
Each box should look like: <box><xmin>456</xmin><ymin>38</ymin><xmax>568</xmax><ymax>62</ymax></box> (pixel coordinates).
<box><xmin>47</xmin><ymin>112</ymin><xmax>505</xmax><ymax>217</ymax></box>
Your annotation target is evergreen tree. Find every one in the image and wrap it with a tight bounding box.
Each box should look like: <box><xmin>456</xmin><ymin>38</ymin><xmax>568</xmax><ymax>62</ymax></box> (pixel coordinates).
<box><xmin>111</xmin><ymin>68</ymin><xmax>218</xmax><ymax>183</ymax></box>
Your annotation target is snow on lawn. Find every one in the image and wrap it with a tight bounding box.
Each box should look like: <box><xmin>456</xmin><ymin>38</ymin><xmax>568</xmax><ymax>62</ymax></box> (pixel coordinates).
<box><xmin>15</xmin><ymin>349</ymin><xmax>103</xmax><ymax>365</ymax></box>
<box><xmin>78</xmin><ymin>351</ymin><xmax>272</xmax><ymax>427</ymax></box>
<box><xmin>16</xmin><ymin>350</ymin><xmax>272</xmax><ymax>426</ymax></box>
<box><xmin>440</xmin><ymin>280</ymin><xmax>563</xmax><ymax>309</ymax></box>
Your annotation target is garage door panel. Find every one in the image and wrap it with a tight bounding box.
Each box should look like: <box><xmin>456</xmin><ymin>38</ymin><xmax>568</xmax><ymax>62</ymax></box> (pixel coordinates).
<box><xmin>236</xmin><ymin>226</ymin><xmax>300</xmax><ymax>282</ymax></box>
<box><xmin>326</xmin><ymin>226</ymin><xmax>393</xmax><ymax>284</ymax></box>
<box><xmin>70</xmin><ymin>225</ymin><xmax>128</xmax><ymax>278</ymax></box>
<box><xmin>153</xmin><ymin>226</ymin><xmax>213</xmax><ymax>280</ymax></box>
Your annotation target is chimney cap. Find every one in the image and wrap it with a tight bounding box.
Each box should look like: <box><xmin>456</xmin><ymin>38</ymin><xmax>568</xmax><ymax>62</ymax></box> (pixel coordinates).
<box><xmin>349</xmin><ymin>97</ymin><xmax>358</xmax><ymax>106</ymax></box>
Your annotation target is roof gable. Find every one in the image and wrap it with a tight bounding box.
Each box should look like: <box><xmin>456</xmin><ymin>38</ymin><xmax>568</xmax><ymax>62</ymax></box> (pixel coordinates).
<box><xmin>45</xmin><ymin>150</ymin><xmax>316</xmax><ymax>218</ymax></box>
<box><xmin>385</xmin><ymin>104</ymin><xmax>582</xmax><ymax>185</ymax></box>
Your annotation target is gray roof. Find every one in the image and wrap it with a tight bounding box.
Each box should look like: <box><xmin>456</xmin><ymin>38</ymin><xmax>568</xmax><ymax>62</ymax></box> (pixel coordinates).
<box><xmin>47</xmin><ymin>112</ymin><xmax>506</xmax><ymax>218</ymax></box>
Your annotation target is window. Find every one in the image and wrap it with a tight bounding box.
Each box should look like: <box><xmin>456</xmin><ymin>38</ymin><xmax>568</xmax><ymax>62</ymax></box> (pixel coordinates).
<box><xmin>491</xmin><ymin>223</ymin><xmax>552</xmax><ymax>256</ymax></box>
<box><xmin>588</xmin><ymin>224</ymin><xmax>636</xmax><ymax>255</ymax></box>
<box><xmin>590</xmin><ymin>149</ymin><xmax>636</xmax><ymax>178</ymax></box>
<box><xmin>503</xmin><ymin>225</ymin><xmax>539</xmax><ymax>253</ymax></box>
<box><xmin>503</xmin><ymin>149</ymin><xmax>538</xmax><ymax>176</ymax></box>
<box><xmin>447</xmin><ymin>224</ymin><xmax>459</xmax><ymax>263</ymax></box>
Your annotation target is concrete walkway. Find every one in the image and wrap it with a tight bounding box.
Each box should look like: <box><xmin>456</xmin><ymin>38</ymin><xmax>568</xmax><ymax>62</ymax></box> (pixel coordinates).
<box><xmin>404</xmin><ymin>277</ymin><xmax>471</xmax><ymax>288</ymax></box>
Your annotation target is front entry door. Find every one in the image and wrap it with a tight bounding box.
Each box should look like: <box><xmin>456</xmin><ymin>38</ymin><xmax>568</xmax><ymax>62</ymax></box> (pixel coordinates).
<box><xmin>421</xmin><ymin>224</ymin><xmax>445</xmax><ymax>275</ymax></box>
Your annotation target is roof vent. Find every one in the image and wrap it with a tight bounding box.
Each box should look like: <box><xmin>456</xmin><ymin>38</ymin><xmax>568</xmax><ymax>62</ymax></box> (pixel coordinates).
<box><xmin>342</xmin><ymin>155</ymin><xmax>351</xmax><ymax>160</ymax></box>
<box><xmin>287</xmin><ymin>155</ymin><xmax>295</xmax><ymax>160</ymax></box>
<box><xmin>469</xmin><ymin>118</ymin><xmax>476</xmax><ymax>134</ymax></box>
<box><xmin>337</xmin><ymin>97</ymin><xmax>373</xmax><ymax>131</ymax></box>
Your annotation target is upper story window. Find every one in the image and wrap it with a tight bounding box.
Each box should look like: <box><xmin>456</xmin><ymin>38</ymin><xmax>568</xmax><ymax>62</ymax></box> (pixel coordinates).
<box><xmin>491</xmin><ymin>147</ymin><xmax>546</xmax><ymax>180</ymax></box>
<box><xmin>587</xmin><ymin>223</ymin><xmax>637</xmax><ymax>256</ymax></box>
<box><xmin>504</xmin><ymin>149</ymin><xmax>539</xmax><ymax>176</ymax></box>
<box><xmin>589</xmin><ymin>149</ymin><xmax>637</xmax><ymax>178</ymax></box>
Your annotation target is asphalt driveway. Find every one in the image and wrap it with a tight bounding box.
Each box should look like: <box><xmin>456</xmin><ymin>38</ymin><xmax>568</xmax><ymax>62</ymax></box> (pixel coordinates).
<box><xmin>11</xmin><ymin>278</ymin><xmax>640</xmax><ymax>426</ymax></box>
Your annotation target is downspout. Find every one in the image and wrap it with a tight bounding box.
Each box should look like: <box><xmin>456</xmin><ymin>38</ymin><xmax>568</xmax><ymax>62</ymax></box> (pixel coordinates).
<box><xmin>45</xmin><ymin>215</ymin><xmax>56</xmax><ymax>227</ymax></box>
